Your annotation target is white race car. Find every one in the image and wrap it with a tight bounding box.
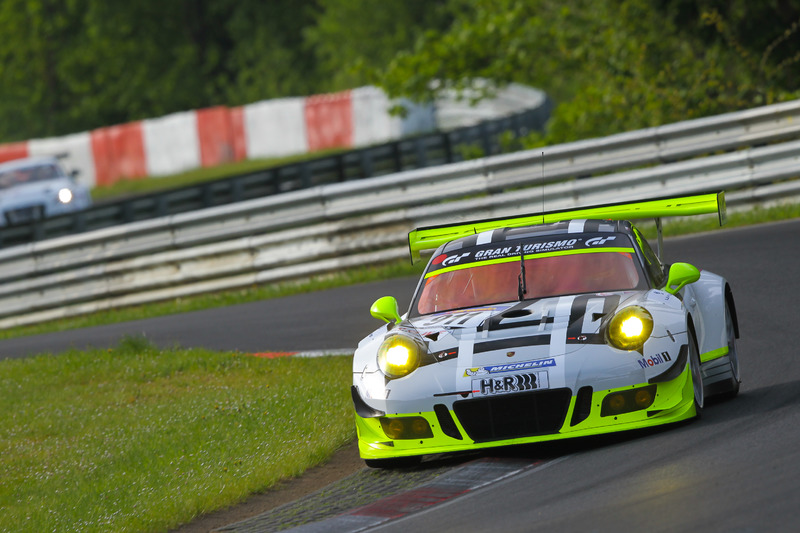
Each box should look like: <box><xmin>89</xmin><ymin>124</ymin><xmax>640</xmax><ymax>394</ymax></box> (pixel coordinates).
<box><xmin>0</xmin><ymin>156</ymin><xmax>91</xmax><ymax>226</ymax></box>
<box><xmin>352</xmin><ymin>193</ymin><xmax>740</xmax><ymax>467</ymax></box>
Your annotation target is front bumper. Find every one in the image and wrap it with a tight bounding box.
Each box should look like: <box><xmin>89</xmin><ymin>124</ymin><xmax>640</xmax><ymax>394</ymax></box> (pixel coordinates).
<box><xmin>354</xmin><ymin>363</ymin><xmax>696</xmax><ymax>460</ymax></box>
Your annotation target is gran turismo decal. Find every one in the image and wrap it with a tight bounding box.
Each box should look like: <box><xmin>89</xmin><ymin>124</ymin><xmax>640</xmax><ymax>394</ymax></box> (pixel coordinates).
<box><xmin>432</xmin><ymin>252</ymin><xmax>471</xmax><ymax>266</ymax></box>
<box><xmin>472</xmin><ymin>371</ymin><xmax>550</xmax><ymax>396</ymax></box>
<box><xmin>426</xmin><ymin>233</ymin><xmax>632</xmax><ymax>274</ymax></box>
<box><xmin>585</xmin><ymin>235</ymin><xmax>617</xmax><ymax>246</ymax></box>
<box><xmin>464</xmin><ymin>357</ymin><xmax>556</xmax><ymax>377</ymax></box>
<box><xmin>472</xmin><ymin>240</ymin><xmax>579</xmax><ymax>261</ymax></box>
<box><xmin>639</xmin><ymin>351</ymin><xmax>672</xmax><ymax>369</ymax></box>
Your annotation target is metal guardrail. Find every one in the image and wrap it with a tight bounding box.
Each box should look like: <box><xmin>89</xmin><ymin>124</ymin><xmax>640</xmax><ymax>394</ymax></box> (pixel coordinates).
<box><xmin>0</xmin><ymin>103</ymin><xmax>553</xmax><ymax>248</ymax></box>
<box><xmin>1</xmin><ymin>100</ymin><xmax>799</xmax><ymax>329</ymax></box>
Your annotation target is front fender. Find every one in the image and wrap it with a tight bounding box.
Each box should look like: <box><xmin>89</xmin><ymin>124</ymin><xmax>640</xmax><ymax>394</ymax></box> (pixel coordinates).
<box><xmin>683</xmin><ymin>270</ymin><xmax>729</xmax><ymax>360</ymax></box>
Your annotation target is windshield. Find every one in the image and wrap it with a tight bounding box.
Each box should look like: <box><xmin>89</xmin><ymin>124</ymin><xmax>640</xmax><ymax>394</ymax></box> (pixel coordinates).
<box><xmin>0</xmin><ymin>164</ymin><xmax>61</xmax><ymax>190</ymax></box>
<box><xmin>413</xmin><ymin>236</ymin><xmax>645</xmax><ymax>316</ymax></box>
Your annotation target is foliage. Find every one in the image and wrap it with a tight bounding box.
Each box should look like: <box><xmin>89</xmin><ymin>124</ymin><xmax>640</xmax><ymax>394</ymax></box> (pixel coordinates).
<box><xmin>1</xmin><ymin>0</ymin><xmax>799</xmax><ymax>157</ymax></box>
<box><xmin>0</xmin><ymin>0</ymin><xmax>441</xmax><ymax>143</ymax></box>
<box><xmin>374</xmin><ymin>0</ymin><xmax>800</xmax><ymax>145</ymax></box>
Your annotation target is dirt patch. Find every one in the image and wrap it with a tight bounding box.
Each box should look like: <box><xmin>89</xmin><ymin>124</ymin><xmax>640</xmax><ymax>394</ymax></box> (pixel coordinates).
<box><xmin>172</xmin><ymin>441</ymin><xmax>364</xmax><ymax>533</ymax></box>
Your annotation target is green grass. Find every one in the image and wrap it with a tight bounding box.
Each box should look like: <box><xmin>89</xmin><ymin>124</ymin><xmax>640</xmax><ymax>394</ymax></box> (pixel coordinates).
<box><xmin>90</xmin><ymin>148</ymin><xmax>346</xmax><ymax>202</ymax></box>
<box><xmin>0</xmin><ymin>337</ymin><xmax>354</xmax><ymax>533</ymax></box>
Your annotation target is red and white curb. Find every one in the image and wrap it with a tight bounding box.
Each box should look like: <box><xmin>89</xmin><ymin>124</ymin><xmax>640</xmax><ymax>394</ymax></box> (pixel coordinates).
<box><xmin>281</xmin><ymin>457</ymin><xmax>563</xmax><ymax>533</ymax></box>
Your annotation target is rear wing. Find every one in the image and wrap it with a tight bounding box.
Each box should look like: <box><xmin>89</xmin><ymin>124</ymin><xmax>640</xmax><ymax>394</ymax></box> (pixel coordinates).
<box><xmin>408</xmin><ymin>191</ymin><xmax>726</xmax><ymax>263</ymax></box>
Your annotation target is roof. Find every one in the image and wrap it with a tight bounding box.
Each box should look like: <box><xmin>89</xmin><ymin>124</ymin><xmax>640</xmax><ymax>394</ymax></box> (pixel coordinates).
<box><xmin>439</xmin><ymin>219</ymin><xmax>631</xmax><ymax>254</ymax></box>
<box><xmin>0</xmin><ymin>156</ymin><xmax>62</xmax><ymax>172</ymax></box>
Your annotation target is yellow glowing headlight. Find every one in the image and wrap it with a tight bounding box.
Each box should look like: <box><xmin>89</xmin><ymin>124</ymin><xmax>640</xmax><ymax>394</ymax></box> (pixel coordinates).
<box><xmin>607</xmin><ymin>306</ymin><xmax>654</xmax><ymax>351</ymax></box>
<box><xmin>377</xmin><ymin>335</ymin><xmax>422</xmax><ymax>379</ymax></box>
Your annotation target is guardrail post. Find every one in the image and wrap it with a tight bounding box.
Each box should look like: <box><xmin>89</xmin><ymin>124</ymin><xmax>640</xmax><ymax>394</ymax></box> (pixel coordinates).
<box><xmin>359</xmin><ymin>149</ymin><xmax>374</xmax><ymax>178</ymax></box>
<box><xmin>479</xmin><ymin>121</ymin><xmax>492</xmax><ymax>156</ymax></box>
<box><xmin>300</xmin><ymin>162</ymin><xmax>312</xmax><ymax>188</ymax></box>
<box><xmin>156</xmin><ymin>195</ymin><xmax>168</xmax><ymax>217</ymax></box>
<box><xmin>443</xmin><ymin>131</ymin><xmax>454</xmax><ymax>163</ymax></box>
<box><xmin>202</xmin><ymin>183</ymin><xmax>214</xmax><ymax>208</ymax></box>
<box><xmin>414</xmin><ymin>138</ymin><xmax>428</xmax><ymax>168</ymax></box>
<box><xmin>32</xmin><ymin>221</ymin><xmax>44</xmax><ymax>242</ymax></box>
<box><xmin>336</xmin><ymin>153</ymin><xmax>347</xmax><ymax>181</ymax></box>
<box><xmin>391</xmin><ymin>141</ymin><xmax>403</xmax><ymax>172</ymax></box>
<box><xmin>231</xmin><ymin>177</ymin><xmax>243</xmax><ymax>202</ymax></box>
<box><xmin>72</xmin><ymin>212</ymin><xmax>86</xmax><ymax>233</ymax></box>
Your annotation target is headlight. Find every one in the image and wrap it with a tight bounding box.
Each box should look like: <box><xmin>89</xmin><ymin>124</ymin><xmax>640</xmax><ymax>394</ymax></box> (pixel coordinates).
<box><xmin>377</xmin><ymin>334</ymin><xmax>422</xmax><ymax>379</ymax></box>
<box><xmin>606</xmin><ymin>306</ymin><xmax>653</xmax><ymax>351</ymax></box>
<box><xmin>57</xmin><ymin>188</ymin><xmax>73</xmax><ymax>204</ymax></box>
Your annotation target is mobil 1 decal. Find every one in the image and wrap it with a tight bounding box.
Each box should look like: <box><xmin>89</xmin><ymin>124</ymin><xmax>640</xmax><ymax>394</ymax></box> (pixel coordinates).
<box><xmin>566</xmin><ymin>294</ymin><xmax>621</xmax><ymax>345</ymax></box>
<box><xmin>426</xmin><ymin>233</ymin><xmax>624</xmax><ymax>274</ymax></box>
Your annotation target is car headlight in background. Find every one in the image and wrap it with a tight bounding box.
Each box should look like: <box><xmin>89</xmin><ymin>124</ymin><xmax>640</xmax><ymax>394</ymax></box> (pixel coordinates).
<box><xmin>57</xmin><ymin>188</ymin><xmax>73</xmax><ymax>204</ymax></box>
<box><xmin>606</xmin><ymin>305</ymin><xmax>653</xmax><ymax>351</ymax></box>
<box><xmin>377</xmin><ymin>334</ymin><xmax>423</xmax><ymax>379</ymax></box>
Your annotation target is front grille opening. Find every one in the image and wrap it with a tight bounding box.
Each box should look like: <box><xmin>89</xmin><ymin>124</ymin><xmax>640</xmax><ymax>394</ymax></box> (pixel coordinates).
<box><xmin>453</xmin><ymin>388</ymin><xmax>572</xmax><ymax>442</ymax></box>
<box><xmin>434</xmin><ymin>403</ymin><xmax>463</xmax><ymax>440</ymax></box>
<box><xmin>570</xmin><ymin>386</ymin><xmax>594</xmax><ymax>427</ymax></box>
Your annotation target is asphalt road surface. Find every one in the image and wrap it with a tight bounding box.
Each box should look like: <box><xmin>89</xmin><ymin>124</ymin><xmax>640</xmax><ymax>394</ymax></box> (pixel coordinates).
<box><xmin>3</xmin><ymin>219</ymin><xmax>800</xmax><ymax>532</ymax></box>
<box><xmin>0</xmin><ymin>277</ymin><xmax>418</xmax><ymax>360</ymax></box>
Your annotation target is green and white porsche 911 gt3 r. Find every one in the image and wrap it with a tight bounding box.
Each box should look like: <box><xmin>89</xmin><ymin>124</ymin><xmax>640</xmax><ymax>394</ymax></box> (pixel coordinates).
<box><xmin>352</xmin><ymin>193</ymin><xmax>740</xmax><ymax>468</ymax></box>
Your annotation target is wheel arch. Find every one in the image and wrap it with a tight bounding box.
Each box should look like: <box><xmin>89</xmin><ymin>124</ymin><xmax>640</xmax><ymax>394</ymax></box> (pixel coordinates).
<box><xmin>725</xmin><ymin>283</ymin><xmax>740</xmax><ymax>339</ymax></box>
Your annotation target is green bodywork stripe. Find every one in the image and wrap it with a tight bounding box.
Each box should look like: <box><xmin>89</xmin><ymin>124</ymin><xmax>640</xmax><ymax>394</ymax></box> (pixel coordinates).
<box><xmin>408</xmin><ymin>192</ymin><xmax>726</xmax><ymax>262</ymax></box>
<box><xmin>700</xmin><ymin>346</ymin><xmax>729</xmax><ymax>363</ymax></box>
<box><xmin>424</xmin><ymin>247</ymin><xmax>635</xmax><ymax>278</ymax></box>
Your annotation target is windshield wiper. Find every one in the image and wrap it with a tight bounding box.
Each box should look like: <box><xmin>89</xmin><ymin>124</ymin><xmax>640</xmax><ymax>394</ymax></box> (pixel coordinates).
<box><xmin>517</xmin><ymin>247</ymin><xmax>527</xmax><ymax>301</ymax></box>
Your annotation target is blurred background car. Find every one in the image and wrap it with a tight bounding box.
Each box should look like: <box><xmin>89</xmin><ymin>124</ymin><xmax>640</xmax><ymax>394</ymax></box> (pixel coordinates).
<box><xmin>0</xmin><ymin>156</ymin><xmax>92</xmax><ymax>226</ymax></box>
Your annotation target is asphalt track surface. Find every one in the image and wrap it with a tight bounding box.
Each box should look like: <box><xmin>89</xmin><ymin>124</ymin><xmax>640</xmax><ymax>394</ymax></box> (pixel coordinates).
<box><xmin>4</xmin><ymin>219</ymin><xmax>800</xmax><ymax>532</ymax></box>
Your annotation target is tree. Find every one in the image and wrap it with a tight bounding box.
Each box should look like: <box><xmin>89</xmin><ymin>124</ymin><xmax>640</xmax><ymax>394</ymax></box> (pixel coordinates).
<box><xmin>372</xmin><ymin>0</ymin><xmax>800</xmax><ymax>144</ymax></box>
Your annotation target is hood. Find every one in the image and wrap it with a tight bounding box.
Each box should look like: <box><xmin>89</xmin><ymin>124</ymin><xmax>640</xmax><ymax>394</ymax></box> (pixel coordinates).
<box><xmin>0</xmin><ymin>179</ymin><xmax>71</xmax><ymax>205</ymax></box>
<box><xmin>407</xmin><ymin>292</ymin><xmax>636</xmax><ymax>361</ymax></box>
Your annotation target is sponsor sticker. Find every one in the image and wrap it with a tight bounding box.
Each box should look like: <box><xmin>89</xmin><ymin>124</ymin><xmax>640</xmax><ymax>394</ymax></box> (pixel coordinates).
<box><xmin>638</xmin><ymin>351</ymin><xmax>672</xmax><ymax>369</ymax></box>
<box><xmin>464</xmin><ymin>357</ymin><xmax>556</xmax><ymax>377</ymax></box>
<box><xmin>472</xmin><ymin>370</ymin><xmax>550</xmax><ymax>396</ymax></box>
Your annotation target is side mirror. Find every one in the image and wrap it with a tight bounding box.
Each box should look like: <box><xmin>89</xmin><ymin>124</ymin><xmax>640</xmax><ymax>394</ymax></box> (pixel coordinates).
<box><xmin>664</xmin><ymin>262</ymin><xmax>701</xmax><ymax>295</ymax></box>
<box><xmin>370</xmin><ymin>296</ymin><xmax>402</xmax><ymax>324</ymax></box>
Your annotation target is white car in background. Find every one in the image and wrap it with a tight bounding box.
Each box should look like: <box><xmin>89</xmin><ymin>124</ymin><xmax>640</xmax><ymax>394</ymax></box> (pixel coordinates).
<box><xmin>0</xmin><ymin>156</ymin><xmax>92</xmax><ymax>226</ymax></box>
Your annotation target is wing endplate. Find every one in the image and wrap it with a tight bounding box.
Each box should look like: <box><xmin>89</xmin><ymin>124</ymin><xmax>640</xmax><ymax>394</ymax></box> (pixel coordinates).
<box><xmin>408</xmin><ymin>192</ymin><xmax>726</xmax><ymax>262</ymax></box>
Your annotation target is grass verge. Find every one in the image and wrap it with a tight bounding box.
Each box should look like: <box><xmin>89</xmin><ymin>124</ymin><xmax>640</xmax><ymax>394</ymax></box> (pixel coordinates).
<box><xmin>90</xmin><ymin>149</ymin><xmax>345</xmax><ymax>202</ymax></box>
<box><xmin>0</xmin><ymin>337</ymin><xmax>354</xmax><ymax>533</ymax></box>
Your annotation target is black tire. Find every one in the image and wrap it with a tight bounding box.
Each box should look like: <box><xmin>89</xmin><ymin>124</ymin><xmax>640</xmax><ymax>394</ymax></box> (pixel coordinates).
<box><xmin>719</xmin><ymin>301</ymin><xmax>741</xmax><ymax>399</ymax></box>
<box><xmin>364</xmin><ymin>455</ymin><xmax>422</xmax><ymax>469</ymax></box>
<box><xmin>688</xmin><ymin>327</ymin><xmax>704</xmax><ymax>418</ymax></box>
